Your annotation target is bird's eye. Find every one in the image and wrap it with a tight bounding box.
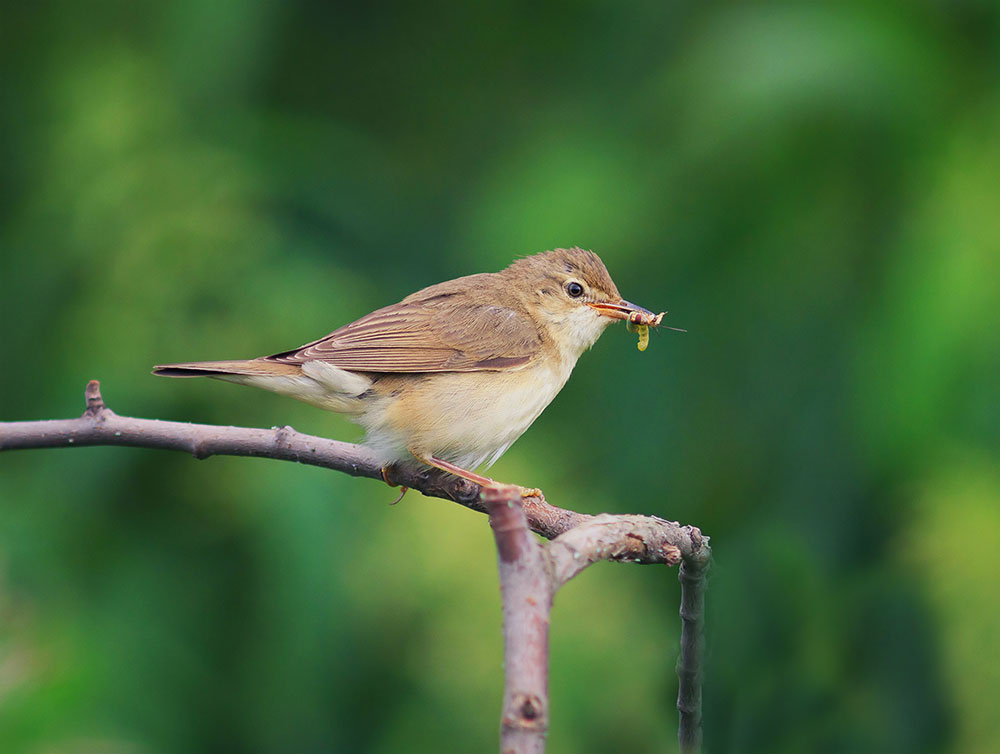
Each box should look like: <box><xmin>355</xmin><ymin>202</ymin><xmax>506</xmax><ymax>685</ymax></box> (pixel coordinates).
<box><xmin>565</xmin><ymin>281</ymin><xmax>584</xmax><ymax>298</ymax></box>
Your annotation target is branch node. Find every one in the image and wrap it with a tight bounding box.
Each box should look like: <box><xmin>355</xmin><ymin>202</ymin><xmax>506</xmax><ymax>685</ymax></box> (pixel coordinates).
<box><xmin>190</xmin><ymin>440</ymin><xmax>211</xmax><ymax>460</ymax></box>
<box><xmin>505</xmin><ymin>693</ymin><xmax>547</xmax><ymax>730</ymax></box>
<box><xmin>84</xmin><ymin>380</ymin><xmax>106</xmax><ymax>418</ymax></box>
<box><xmin>688</xmin><ymin>525</ymin><xmax>704</xmax><ymax>550</ymax></box>
<box><xmin>272</xmin><ymin>425</ymin><xmax>301</xmax><ymax>461</ymax></box>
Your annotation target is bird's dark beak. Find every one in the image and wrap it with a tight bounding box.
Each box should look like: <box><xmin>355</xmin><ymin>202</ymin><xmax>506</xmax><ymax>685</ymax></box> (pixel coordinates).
<box><xmin>587</xmin><ymin>300</ymin><xmax>661</xmax><ymax>325</ymax></box>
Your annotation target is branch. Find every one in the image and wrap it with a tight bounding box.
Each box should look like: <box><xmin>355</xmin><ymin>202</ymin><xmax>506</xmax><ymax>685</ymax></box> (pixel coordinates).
<box><xmin>1</xmin><ymin>380</ymin><xmax>712</xmax><ymax>754</ymax></box>
<box><xmin>548</xmin><ymin>513</ymin><xmax>683</xmax><ymax>587</ymax></box>
<box><xmin>484</xmin><ymin>486</ymin><xmax>552</xmax><ymax>754</ymax></box>
<box><xmin>0</xmin><ymin>382</ymin><xmax>701</xmax><ymax>556</ymax></box>
<box><xmin>677</xmin><ymin>544</ymin><xmax>710</xmax><ymax>754</ymax></box>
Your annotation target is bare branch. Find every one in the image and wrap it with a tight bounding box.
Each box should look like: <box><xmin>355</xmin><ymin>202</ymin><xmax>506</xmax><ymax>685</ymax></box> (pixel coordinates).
<box><xmin>484</xmin><ymin>486</ymin><xmax>552</xmax><ymax>754</ymax></box>
<box><xmin>1</xmin><ymin>380</ymin><xmax>713</xmax><ymax>754</ymax></box>
<box><xmin>547</xmin><ymin>514</ymin><xmax>683</xmax><ymax>587</ymax></box>
<box><xmin>677</xmin><ymin>538</ymin><xmax>711</xmax><ymax>754</ymax></box>
<box><xmin>0</xmin><ymin>381</ymin><xmax>701</xmax><ymax>557</ymax></box>
<box><xmin>547</xmin><ymin>515</ymin><xmax>710</xmax><ymax>754</ymax></box>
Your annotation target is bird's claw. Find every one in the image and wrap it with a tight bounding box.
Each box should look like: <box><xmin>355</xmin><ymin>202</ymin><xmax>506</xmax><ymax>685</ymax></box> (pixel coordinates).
<box><xmin>381</xmin><ymin>465</ymin><xmax>409</xmax><ymax>504</ymax></box>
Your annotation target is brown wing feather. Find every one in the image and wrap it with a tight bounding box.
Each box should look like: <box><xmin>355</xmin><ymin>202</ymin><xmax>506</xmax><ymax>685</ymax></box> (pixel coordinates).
<box><xmin>266</xmin><ymin>275</ymin><xmax>542</xmax><ymax>373</ymax></box>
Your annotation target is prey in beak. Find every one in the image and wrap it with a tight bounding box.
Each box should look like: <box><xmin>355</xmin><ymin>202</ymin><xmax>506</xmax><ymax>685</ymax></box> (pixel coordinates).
<box><xmin>587</xmin><ymin>300</ymin><xmax>678</xmax><ymax>352</ymax></box>
<box><xmin>587</xmin><ymin>300</ymin><xmax>664</xmax><ymax>327</ymax></box>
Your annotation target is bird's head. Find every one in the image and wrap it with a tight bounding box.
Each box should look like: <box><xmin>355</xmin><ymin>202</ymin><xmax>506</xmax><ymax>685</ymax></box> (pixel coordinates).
<box><xmin>505</xmin><ymin>247</ymin><xmax>660</xmax><ymax>358</ymax></box>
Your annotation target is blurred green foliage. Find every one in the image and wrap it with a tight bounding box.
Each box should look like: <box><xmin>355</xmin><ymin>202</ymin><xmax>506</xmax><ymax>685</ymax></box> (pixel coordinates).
<box><xmin>1</xmin><ymin>1</ymin><xmax>998</xmax><ymax>753</ymax></box>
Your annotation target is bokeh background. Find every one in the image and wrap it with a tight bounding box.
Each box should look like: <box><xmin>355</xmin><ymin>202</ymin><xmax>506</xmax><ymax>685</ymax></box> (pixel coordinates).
<box><xmin>2</xmin><ymin>2</ymin><xmax>998</xmax><ymax>753</ymax></box>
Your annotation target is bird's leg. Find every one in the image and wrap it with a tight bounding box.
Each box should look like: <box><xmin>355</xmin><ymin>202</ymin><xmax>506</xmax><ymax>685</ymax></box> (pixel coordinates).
<box><xmin>419</xmin><ymin>455</ymin><xmax>497</xmax><ymax>487</ymax></box>
<box><xmin>411</xmin><ymin>452</ymin><xmax>542</xmax><ymax>499</ymax></box>
<box><xmin>380</xmin><ymin>465</ymin><xmax>409</xmax><ymax>505</ymax></box>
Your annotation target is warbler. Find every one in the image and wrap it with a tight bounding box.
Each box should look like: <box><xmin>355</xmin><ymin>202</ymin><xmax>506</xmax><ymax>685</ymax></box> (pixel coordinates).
<box><xmin>154</xmin><ymin>247</ymin><xmax>663</xmax><ymax>493</ymax></box>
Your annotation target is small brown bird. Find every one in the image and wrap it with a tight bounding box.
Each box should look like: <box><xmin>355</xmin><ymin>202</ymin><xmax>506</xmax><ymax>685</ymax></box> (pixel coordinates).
<box><xmin>154</xmin><ymin>247</ymin><xmax>663</xmax><ymax>494</ymax></box>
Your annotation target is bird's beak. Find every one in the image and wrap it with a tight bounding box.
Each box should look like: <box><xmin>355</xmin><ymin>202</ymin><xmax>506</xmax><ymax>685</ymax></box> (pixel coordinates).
<box><xmin>587</xmin><ymin>300</ymin><xmax>662</xmax><ymax>325</ymax></box>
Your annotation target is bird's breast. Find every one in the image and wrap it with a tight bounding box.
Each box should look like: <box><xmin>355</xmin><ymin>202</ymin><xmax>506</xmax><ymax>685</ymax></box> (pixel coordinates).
<box><xmin>361</xmin><ymin>358</ymin><xmax>576</xmax><ymax>470</ymax></box>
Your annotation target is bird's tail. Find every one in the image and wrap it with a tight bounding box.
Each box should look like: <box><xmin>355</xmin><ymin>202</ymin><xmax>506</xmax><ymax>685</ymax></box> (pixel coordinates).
<box><xmin>152</xmin><ymin>359</ymin><xmax>371</xmax><ymax>415</ymax></box>
<box><xmin>153</xmin><ymin>360</ymin><xmax>301</xmax><ymax>378</ymax></box>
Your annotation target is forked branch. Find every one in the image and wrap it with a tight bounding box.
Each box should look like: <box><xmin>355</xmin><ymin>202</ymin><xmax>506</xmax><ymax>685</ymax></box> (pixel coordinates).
<box><xmin>0</xmin><ymin>380</ymin><xmax>711</xmax><ymax>754</ymax></box>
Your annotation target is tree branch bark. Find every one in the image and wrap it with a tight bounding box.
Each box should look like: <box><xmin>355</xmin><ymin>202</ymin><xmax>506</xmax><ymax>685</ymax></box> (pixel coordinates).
<box><xmin>677</xmin><ymin>538</ymin><xmax>710</xmax><ymax>754</ymax></box>
<box><xmin>0</xmin><ymin>380</ymin><xmax>712</xmax><ymax>754</ymax></box>
<box><xmin>484</xmin><ymin>486</ymin><xmax>553</xmax><ymax>754</ymax></box>
<box><xmin>0</xmin><ymin>381</ymin><xmax>701</xmax><ymax>557</ymax></box>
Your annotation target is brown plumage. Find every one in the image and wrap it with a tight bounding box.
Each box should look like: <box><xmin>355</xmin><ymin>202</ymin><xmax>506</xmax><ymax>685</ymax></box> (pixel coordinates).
<box><xmin>265</xmin><ymin>278</ymin><xmax>542</xmax><ymax>372</ymax></box>
<box><xmin>154</xmin><ymin>247</ymin><xmax>661</xmax><ymax>487</ymax></box>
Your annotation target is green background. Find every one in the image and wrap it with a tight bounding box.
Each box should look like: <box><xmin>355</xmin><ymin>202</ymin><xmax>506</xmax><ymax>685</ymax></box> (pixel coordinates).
<box><xmin>2</xmin><ymin>2</ymin><xmax>999</xmax><ymax>753</ymax></box>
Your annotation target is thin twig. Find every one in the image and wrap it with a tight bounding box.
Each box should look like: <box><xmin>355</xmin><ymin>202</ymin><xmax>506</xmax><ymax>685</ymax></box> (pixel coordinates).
<box><xmin>677</xmin><ymin>539</ymin><xmax>711</xmax><ymax>754</ymax></box>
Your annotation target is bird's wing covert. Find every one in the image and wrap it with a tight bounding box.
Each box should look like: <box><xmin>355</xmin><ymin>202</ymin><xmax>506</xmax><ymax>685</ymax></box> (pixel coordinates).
<box><xmin>266</xmin><ymin>291</ymin><xmax>541</xmax><ymax>373</ymax></box>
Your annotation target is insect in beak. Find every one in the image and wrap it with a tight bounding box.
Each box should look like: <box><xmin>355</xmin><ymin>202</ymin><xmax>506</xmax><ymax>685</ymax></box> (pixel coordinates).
<box><xmin>587</xmin><ymin>300</ymin><xmax>664</xmax><ymax>326</ymax></box>
<box><xmin>587</xmin><ymin>301</ymin><xmax>684</xmax><ymax>351</ymax></box>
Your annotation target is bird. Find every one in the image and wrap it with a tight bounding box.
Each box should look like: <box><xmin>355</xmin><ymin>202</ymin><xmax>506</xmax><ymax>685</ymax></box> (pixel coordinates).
<box><xmin>154</xmin><ymin>247</ymin><xmax>663</xmax><ymax>497</ymax></box>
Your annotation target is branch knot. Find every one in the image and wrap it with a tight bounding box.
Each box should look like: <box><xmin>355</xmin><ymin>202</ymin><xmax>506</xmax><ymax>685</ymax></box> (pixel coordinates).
<box><xmin>84</xmin><ymin>380</ymin><xmax>107</xmax><ymax>419</ymax></box>
<box><xmin>505</xmin><ymin>693</ymin><xmax>547</xmax><ymax>730</ymax></box>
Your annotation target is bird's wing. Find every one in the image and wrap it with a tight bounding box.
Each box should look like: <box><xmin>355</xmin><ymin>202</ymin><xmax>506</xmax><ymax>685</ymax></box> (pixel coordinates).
<box><xmin>265</xmin><ymin>287</ymin><xmax>542</xmax><ymax>373</ymax></box>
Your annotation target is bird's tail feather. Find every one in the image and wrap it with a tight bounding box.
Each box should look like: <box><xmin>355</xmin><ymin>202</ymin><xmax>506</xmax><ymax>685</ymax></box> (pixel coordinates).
<box><xmin>152</xmin><ymin>359</ymin><xmax>369</xmax><ymax>414</ymax></box>
<box><xmin>152</xmin><ymin>360</ymin><xmax>302</xmax><ymax>378</ymax></box>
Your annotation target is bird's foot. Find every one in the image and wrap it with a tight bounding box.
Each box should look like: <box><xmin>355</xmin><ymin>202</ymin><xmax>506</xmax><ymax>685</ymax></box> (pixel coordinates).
<box><xmin>409</xmin><ymin>451</ymin><xmax>545</xmax><ymax>501</ymax></box>
<box><xmin>380</xmin><ymin>465</ymin><xmax>409</xmax><ymax>505</ymax></box>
